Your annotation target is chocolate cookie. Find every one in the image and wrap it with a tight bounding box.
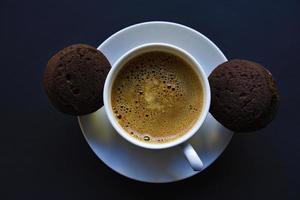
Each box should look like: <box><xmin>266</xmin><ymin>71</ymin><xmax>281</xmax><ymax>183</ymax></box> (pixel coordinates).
<box><xmin>209</xmin><ymin>59</ymin><xmax>279</xmax><ymax>132</ymax></box>
<box><xmin>43</xmin><ymin>44</ymin><xmax>111</xmax><ymax>115</ymax></box>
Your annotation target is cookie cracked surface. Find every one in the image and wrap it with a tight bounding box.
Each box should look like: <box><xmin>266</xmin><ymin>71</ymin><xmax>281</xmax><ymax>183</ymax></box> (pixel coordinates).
<box><xmin>43</xmin><ymin>44</ymin><xmax>111</xmax><ymax>115</ymax></box>
<box><xmin>209</xmin><ymin>59</ymin><xmax>279</xmax><ymax>132</ymax></box>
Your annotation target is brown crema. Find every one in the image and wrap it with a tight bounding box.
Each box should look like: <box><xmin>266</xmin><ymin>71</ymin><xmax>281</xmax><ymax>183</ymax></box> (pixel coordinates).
<box><xmin>111</xmin><ymin>51</ymin><xmax>203</xmax><ymax>143</ymax></box>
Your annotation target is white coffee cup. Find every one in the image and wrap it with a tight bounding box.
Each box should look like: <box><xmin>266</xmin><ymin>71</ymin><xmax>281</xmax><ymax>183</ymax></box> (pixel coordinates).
<box><xmin>103</xmin><ymin>43</ymin><xmax>211</xmax><ymax>171</ymax></box>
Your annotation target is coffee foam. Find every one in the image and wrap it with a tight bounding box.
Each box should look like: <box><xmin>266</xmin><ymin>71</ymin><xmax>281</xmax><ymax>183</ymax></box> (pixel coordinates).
<box><xmin>111</xmin><ymin>51</ymin><xmax>203</xmax><ymax>143</ymax></box>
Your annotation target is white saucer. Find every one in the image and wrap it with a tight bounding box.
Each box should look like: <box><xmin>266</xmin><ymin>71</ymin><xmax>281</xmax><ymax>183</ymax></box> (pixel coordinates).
<box><xmin>78</xmin><ymin>21</ymin><xmax>233</xmax><ymax>183</ymax></box>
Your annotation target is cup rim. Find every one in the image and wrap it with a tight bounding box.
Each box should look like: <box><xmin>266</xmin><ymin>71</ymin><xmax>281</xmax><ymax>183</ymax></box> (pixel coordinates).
<box><xmin>103</xmin><ymin>43</ymin><xmax>211</xmax><ymax>149</ymax></box>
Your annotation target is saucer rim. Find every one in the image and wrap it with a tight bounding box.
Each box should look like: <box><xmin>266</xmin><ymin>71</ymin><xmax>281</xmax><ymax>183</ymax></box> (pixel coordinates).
<box><xmin>99</xmin><ymin>21</ymin><xmax>227</xmax><ymax>62</ymax></box>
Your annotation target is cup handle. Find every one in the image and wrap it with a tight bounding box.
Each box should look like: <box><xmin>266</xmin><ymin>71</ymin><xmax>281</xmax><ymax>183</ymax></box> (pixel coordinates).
<box><xmin>182</xmin><ymin>143</ymin><xmax>203</xmax><ymax>171</ymax></box>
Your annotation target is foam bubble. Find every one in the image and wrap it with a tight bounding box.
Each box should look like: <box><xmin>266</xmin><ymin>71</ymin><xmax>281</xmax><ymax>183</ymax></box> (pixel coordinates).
<box><xmin>143</xmin><ymin>136</ymin><xmax>150</xmax><ymax>141</ymax></box>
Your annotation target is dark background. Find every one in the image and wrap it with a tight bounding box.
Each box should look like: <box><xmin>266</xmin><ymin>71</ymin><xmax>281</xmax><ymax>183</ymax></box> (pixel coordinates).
<box><xmin>1</xmin><ymin>0</ymin><xmax>299</xmax><ymax>199</ymax></box>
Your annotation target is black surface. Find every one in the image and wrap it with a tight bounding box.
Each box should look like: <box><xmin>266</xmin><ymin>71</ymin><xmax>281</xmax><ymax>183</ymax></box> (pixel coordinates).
<box><xmin>1</xmin><ymin>0</ymin><xmax>299</xmax><ymax>199</ymax></box>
